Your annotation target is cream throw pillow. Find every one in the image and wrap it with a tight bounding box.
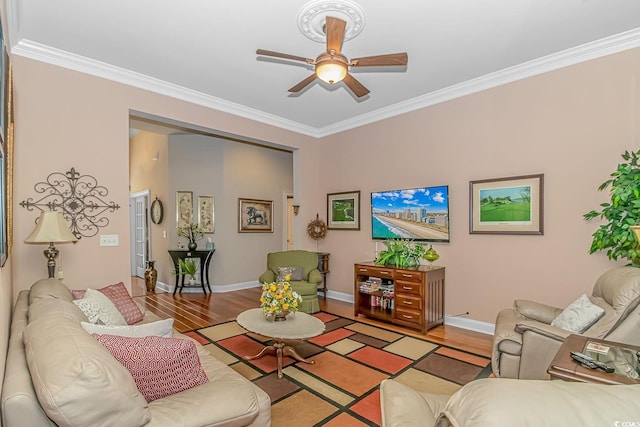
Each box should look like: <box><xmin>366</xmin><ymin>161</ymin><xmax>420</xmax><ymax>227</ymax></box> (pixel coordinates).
<box><xmin>81</xmin><ymin>318</ymin><xmax>174</xmax><ymax>338</ymax></box>
<box><xmin>73</xmin><ymin>288</ymin><xmax>127</xmax><ymax>326</ymax></box>
<box><xmin>551</xmin><ymin>294</ymin><xmax>605</xmax><ymax>333</ymax></box>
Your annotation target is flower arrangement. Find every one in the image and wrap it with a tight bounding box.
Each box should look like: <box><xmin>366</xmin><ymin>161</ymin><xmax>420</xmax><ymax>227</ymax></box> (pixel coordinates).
<box><xmin>260</xmin><ymin>280</ymin><xmax>302</xmax><ymax>317</ymax></box>
<box><xmin>176</xmin><ymin>223</ymin><xmax>205</xmax><ymax>243</ymax></box>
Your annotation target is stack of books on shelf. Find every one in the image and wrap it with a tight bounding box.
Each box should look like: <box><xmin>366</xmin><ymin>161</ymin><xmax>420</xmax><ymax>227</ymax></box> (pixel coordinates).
<box><xmin>359</xmin><ymin>277</ymin><xmax>383</xmax><ymax>293</ymax></box>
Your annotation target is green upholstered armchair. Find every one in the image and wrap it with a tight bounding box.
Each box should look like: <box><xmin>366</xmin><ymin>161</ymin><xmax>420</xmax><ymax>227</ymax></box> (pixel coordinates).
<box><xmin>258</xmin><ymin>250</ymin><xmax>322</xmax><ymax>314</ymax></box>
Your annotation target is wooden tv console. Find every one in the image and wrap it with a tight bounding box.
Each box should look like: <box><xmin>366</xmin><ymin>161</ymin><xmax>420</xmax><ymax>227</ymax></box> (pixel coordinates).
<box><xmin>354</xmin><ymin>262</ymin><xmax>445</xmax><ymax>334</ymax></box>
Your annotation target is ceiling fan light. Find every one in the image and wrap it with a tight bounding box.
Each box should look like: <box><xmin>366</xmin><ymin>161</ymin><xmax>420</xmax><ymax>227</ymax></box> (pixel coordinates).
<box><xmin>316</xmin><ymin>62</ymin><xmax>347</xmax><ymax>84</ymax></box>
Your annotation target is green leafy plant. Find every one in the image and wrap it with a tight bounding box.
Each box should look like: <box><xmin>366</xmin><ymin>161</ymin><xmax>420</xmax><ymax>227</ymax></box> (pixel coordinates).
<box><xmin>583</xmin><ymin>149</ymin><xmax>640</xmax><ymax>266</ymax></box>
<box><xmin>375</xmin><ymin>239</ymin><xmax>426</xmax><ymax>267</ymax></box>
<box><xmin>178</xmin><ymin>258</ymin><xmax>198</xmax><ymax>277</ymax></box>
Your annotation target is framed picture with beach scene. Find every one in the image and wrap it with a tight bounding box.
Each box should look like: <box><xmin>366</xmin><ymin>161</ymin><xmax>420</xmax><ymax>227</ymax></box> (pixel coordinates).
<box><xmin>469</xmin><ymin>174</ymin><xmax>544</xmax><ymax>235</ymax></box>
<box><xmin>327</xmin><ymin>191</ymin><xmax>360</xmax><ymax>230</ymax></box>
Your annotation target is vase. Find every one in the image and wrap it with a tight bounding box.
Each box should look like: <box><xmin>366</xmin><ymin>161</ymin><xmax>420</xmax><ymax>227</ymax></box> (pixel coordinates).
<box><xmin>188</xmin><ymin>241</ymin><xmax>197</xmax><ymax>251</ymax></box>
<box><xmin>274</xmin><ymin>310</ymin><xmax>290</xmax><ymax>322</ymax></box>
<box><xmin>144</xmin><ymin>261</ymin><xmax>157</xmax><ymax>292</ymax></box>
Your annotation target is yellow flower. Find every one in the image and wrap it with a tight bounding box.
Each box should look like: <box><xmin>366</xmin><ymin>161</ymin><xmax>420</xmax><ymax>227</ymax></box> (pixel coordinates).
<box><xmin>293</xmin><ymin>301</ymin><xmax>298</xmax><ymax>307</ymax></box>
<box><xmin>283</xmin><ymin>284</ymin><xmax>289</xmax><ymax>291</ymax></box>
<box><xmin>269</xmin><ymin>284</ymin><xmax>277</xmax><ymax>292</ymax></box>
<box><xmin>260</xmin><ymin>297</ymin><xmax>265</xmax><ymax>303</ymax></box>
<box><xmin>285</xmin><ymin>274</ymin><xmax>291</xmax><ymax>281</ymax></box>
<box><xmin>275</xmin><ymin>293</ymin><xmax>283</xmax><ymax>300</ymax></box>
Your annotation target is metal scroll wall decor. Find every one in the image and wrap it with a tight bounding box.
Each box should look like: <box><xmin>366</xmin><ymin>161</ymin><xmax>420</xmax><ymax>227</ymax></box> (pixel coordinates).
<box><xmin>19</xmin><ymin>167</ymin><xmax>120</xmax><ymax>239</ymax></box>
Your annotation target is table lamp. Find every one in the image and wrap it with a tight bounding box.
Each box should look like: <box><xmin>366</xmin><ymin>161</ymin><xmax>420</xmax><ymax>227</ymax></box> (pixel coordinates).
<box><xmin>24</xmin><ymin>211</ymin><xmax>77</xmax><ymax>278</ymax></box>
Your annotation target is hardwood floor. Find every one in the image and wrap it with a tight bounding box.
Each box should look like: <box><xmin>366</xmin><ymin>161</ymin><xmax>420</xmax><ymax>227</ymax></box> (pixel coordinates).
<box><xmin>132</xmin><ymin>277</ymin><xmax>493</xmax><ymax>358</ymax></box>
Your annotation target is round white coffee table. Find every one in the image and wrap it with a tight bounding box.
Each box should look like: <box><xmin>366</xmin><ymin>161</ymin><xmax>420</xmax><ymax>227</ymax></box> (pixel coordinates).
<box><xmin>236</xmin><ymin>308</ymin><xmax>326</xmax><ymax>378</ymax></box>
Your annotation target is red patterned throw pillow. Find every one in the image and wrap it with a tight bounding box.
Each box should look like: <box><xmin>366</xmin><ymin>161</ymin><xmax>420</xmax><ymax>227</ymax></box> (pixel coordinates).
<box><xmin>72</xmin><ymin>282</ymin><xmax>144</xmax><ymax>324</ymax></box>
<box><xmin>94</xmin><ymin>334</ymin><xmax>208</xmax><ymax>402</ymax></box>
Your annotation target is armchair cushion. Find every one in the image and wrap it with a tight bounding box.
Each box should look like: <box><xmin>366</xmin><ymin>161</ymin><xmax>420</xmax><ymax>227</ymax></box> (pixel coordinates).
<box><xmin>277</xmin><ymin>266</ymin><xmax>303</xmax><ymax>282</ymax></box>
<box><xmin>550</xmin><ymin>294</ymin><xmax>604</xmax><ymax>333</ymax></box>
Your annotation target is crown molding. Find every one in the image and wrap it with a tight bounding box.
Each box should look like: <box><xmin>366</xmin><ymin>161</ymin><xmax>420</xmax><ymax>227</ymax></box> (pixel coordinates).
<box><xmin>11</xmin><ymin>40</ymin><xmax>322</xmax><ymax>137</ymax></box>
<box><xmin>314</xmin><ymin>28</ymin><xmax>640</xmax><ymax>137</ymax></box>
<box><xmin>10</xmin><ymin>28</ymin><xmax>640</xmax><ymax>139</ymax></box>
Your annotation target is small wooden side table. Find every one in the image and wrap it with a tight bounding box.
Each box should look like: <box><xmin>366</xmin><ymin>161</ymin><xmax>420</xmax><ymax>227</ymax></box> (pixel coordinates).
<box><xmin>316</xmin><ymin>252</ymin><xmax>330</xmax><ymax>299</ymax></box>
<box><xmin>547</xmin><ymin>334</ymin><xmax>640</xmax><ymax>385</ymax></box>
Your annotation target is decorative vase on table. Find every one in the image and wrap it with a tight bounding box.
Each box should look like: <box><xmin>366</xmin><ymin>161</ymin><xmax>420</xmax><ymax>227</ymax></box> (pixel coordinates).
<box><xmin>274</xmin><ymin>311</ymin><xmax>290</xmax><ymax>322</ymax></box>
<box><xmin>423</xmin><ymin>245</ymin><xmax>440</xmax><ymax>268</ymax></box>
<box><xmin>144</xmin><ymin>260</ymin><xmax>158</xmax><ymax>292</ymax></box>
<box><xmin>188</xmin><ymin>241</ymin><xmax>197</xmax><ymax>251</ymax></box>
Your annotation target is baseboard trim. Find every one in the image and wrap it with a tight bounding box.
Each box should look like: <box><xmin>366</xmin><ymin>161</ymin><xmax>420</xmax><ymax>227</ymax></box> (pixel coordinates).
<box><xmin>444</xmin><ymin>315</ymin><xmax>495</xmax><ymax>336</ymax></box>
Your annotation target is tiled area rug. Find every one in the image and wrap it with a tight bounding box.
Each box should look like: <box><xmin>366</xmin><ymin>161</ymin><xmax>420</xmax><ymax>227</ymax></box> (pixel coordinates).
<box><xmin>185</xmin><ymin>312</ymin><xmax>492</xmax><ymax>426</ymax></box>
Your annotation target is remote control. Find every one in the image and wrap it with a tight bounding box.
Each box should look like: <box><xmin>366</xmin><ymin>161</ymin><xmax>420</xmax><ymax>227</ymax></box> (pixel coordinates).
<box><xmin>571</xmin><ymin>351</ymin><xmax>615</xmax><ymax>373</ymax></box>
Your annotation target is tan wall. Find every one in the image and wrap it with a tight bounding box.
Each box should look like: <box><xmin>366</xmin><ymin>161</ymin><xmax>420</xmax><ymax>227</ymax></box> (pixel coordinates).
<box><xmin>12</xmin><ymin>56</ymin><xmax>319</xmax><ymax>294</ymax></box>
<box><xmin>317</xmin><ymin>48</ymin><xmax>640</xmax><ymax>322</ymax></box>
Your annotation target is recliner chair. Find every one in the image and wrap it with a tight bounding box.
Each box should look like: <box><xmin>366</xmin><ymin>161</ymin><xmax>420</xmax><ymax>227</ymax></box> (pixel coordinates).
<box><xmin>492</xmin><ymin>266</ymin><xmax>640</xmax><ymax>379</ymax></box>
<box><xmin>258</xmin><ymin>250</ymin><xmax>322</xmax><ymax>314</ymax></box>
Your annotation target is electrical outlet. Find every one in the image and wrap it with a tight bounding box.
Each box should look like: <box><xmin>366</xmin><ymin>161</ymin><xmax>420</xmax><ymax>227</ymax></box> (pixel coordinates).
<box><xmin>100</xmin><ymin>235</ymin><xmax>119</xmax><ymax>246</ymax></box>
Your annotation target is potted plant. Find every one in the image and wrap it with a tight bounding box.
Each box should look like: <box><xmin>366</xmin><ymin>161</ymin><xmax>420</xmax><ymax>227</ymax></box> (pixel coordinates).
<box><xmin>179</xmin><ymin>258</ymin><xmax>198</xmax><ymax>285</ymax></box>
<box><xmin>375</xmin><ymin>239</ymin><xmax>426</xmax><ymax>267</ymax></box>
<box><xmin>584</xmin><ymin>149</ymin><xmax>640</xmax><ymax>266</ymax></box>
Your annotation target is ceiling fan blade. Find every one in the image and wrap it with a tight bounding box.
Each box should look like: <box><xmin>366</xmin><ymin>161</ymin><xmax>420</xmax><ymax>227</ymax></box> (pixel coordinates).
<box><xmin>256</xmin><ymin>49</ymin><xmax>314</xmax><ymax>64</ymax></box>
<box><xmin>326</xmin><ymin>16</ymin><xmax>346</xmax><ymax>54</ymax></box>
<box><xmin>350</xmin><ymin>53</ymin><xmax>408</xmax><ymax>67</ymax></box>
<box><xmin>343</xmin><ymin>73</ymin><xmax>370</xmax><ymax>97</ymax></box>
<box><xmin>288</xmin><ymin>74</ymin><xmax>318</xmax><ymax>93</ymax></box>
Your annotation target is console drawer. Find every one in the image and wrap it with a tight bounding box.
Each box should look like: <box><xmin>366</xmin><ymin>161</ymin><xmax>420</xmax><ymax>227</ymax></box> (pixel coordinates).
<box><xmin>354</xmin><ymin>265</ymin><xmax>394</xmax><ymax>278</ymax></box>
<box><xmin>395</xmin><ymin>270</ymin><xmax>424</xmax><ymax>283</ymax></box>
<box><xmin>395</xmin><ymin>293</ymin><xmax>423</xmax><ymax>310</ymax></box>
<box><xmin>395</xmin><ymin>281</ymin><xmax>422</xmax><ymax>296</ymax></box>
<box><xmin>394</xmin><ymin>307</ymin><xmax>423</xmax><ymax>325</ymax></box>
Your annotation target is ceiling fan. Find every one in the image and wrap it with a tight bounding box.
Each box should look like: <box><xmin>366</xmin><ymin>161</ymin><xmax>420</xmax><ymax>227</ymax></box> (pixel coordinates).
<box><xmin>256</xmin><ymin>16</ymin><xmax>408</xmax><ymax>98</ymax></box>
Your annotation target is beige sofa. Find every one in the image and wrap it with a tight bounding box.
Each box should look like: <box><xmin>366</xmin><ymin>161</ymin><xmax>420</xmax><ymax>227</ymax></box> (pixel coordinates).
<box><xmin>1</xmin><ymin>278</ymin><xmax>271</xmax><ymax>427</ymax></box>
<box><xmin>380</xmin><ymin>378</ymin><xmax>640</xmax><ymax>427</ymax></box>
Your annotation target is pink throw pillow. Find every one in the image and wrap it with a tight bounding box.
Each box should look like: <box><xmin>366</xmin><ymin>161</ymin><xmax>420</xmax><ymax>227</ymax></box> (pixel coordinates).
<box><xmin>94</xmin><ymin>334</ymin><xmax>208</xmax><ymax>402</ymax></box>
<box><xmin>72</xmin><ymin>282</ymin><xmax>143</xmax><ymax>324</ymax></box>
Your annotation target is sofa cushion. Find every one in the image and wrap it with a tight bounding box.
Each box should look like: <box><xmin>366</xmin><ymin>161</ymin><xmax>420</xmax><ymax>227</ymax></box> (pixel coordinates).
<box><xmin>551</xmin><ymin>294</ymin><xmax>604</xmax><ymax>333</ymax></box>
<box><xmin>73</xmin><ymin>288</ymin><xmax>127</xmax><ymax>326</ymax></box>
<box><xmin>28</xmin><ymin>278</ymin><xmax>73</xmax><ymax>305</ymax></box>
<box><xmin>94</xmin><ymin>334</ymin><xmax>209</xmax><ymax>402</ymax></box>
<box><xmin>81</xmin><ymin>318</ymin><xmax>173</xmax><ymax>338</ymax></box>
<box><xmin>23</xmin><ymin>315</ymin><xmax>150</xmax><ymax>427</ymax></box>
<box><xmin>72</xmin><ymin>282</ymin><xmax>144</xmax><ymax>324</ymax></box>
<box><xmin>28</xmin><ymin>298</ymin><xmax>88</xmax><ymax>324</ymax></box>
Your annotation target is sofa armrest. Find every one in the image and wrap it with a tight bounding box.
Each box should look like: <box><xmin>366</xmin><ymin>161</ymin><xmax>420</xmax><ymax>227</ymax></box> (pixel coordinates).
<box><xmin>308</xmin><ymin>269</ymin><xmax>322</xmax><ymax>285</ymax></box>
<box><xmin>440</xmin><ymin>378</ymin><xmax>640</xmax><ymax>426</ymax></box>
<box><xmin>515</xmin><ymin>319</ymin><xmax>572</xmax><ymax>342</ymax></box>
<box><xmin>258</xmin><ymin>270</ymin><xmax>275</xmax><ymax>284</ymax></box>
<box><xmin>146</xmin><ymin>377</ymin><xmax>261</xmax><ymax>427</ymax></box>
<box><xmin>380</xmin><ymin>379</ymin><xmax>449</xmax><ymax>427</ymax></box>
<box><xmin>514</xmin><ymin>299</ymin><xmax>562</xmax><ymax>323</ymax></box>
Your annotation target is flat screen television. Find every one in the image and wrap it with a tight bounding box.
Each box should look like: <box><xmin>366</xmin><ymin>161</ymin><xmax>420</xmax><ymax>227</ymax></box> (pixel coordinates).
<box><xmin>371</xmin><ymin>185</ymin><xmax>450</xmax><ymax>242</ymax></box>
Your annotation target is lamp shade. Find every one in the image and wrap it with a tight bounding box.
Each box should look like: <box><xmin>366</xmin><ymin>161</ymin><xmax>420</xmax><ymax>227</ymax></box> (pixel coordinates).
<box><xmin>316</xmin><ymin>62</ymin><xmax>347</xmax><ymax>84</ymax></box>
<box><xmin>25</xmin><ymin>211</ymin><xmax>77</xmax><ymax>243</ymax></box>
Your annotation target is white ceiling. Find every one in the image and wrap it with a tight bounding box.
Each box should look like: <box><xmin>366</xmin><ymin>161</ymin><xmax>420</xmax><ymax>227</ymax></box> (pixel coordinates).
<box><xmin>7</xmin><ymin>0</ymin><xmax>640</xmax><ymax>137</ymax></box>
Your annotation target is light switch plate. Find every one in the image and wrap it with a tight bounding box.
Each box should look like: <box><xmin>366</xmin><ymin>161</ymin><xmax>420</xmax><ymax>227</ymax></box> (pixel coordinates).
<box><xmin>100</xmin><ymin>235</ymin><xmax>119</xmax><ymax>246</ymax></box>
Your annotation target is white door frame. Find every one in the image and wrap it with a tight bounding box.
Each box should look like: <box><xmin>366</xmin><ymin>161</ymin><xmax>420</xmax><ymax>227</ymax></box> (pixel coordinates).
<box><xmin>129</xmin><ymin>189</ymin><xmax>151</xmax><ymax>277</ymax></box>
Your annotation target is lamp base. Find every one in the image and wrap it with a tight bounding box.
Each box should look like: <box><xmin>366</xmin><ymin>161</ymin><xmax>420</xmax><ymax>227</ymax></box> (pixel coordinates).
<box><xmin>44</xmin><ymin>243</ymin><xmax>59</xmax><ymax>279</ymax></box>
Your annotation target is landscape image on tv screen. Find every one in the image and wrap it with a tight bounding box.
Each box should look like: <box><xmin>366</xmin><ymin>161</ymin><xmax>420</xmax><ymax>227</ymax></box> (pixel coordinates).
<box><xmin>371</xmin><ymin>185</ymin><xmax>449</xmax><ymax>242</ymax></box>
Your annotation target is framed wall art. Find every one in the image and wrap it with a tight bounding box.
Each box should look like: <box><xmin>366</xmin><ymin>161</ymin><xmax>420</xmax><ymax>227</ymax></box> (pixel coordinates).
<box><xmin>238</xmin><ymin>198</ymin><xmax>273</xmax><ymax>233</ymax></box>
<box><xmin>469</xmin><ymin>174</ymin><xmax>544</xmax><ymax>235</ymax></box>
<box><xmin>197</xmin><ymin>195</ymin><xmax>214</xmax><ymax>233</ymax></box>
<box><xmin>176</xmin><ymin>191</ymin><xmax>193</xmax><ymax>228</ymax></box>
<box><xmin>327</xmin><ymin>190</ymin><xmax>360</xmax><ymax>230</ymax></box>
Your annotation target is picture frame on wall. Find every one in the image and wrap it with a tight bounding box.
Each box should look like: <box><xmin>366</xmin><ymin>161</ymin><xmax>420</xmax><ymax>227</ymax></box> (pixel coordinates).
<box><xmin>197</xmin><ymin>195</ymin><xmax>214</xmax><ymax>233</ymax></box>
<box><xmin>176</xmin><ymin>191</ymin><xmax>193</xmax><ymax>228</ymax></box>
<box><xmin>327</xmin><ymin>190</ymin><xmax>360</xmax><ymax>230</ymax></box>
<box><xmin>238</xmin><ymin>198</ymin><xmax>273</xmax><ymax>233</ymax></box>
<box><xmin>469</xmin><ymin>174</ymin><xmax>544</xmax><ymax>235</ymax></box>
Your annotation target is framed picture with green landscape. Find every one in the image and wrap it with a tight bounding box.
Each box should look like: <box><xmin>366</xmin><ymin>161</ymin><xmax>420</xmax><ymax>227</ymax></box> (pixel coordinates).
<box><xmin>469</xmin><ymin>174</ymin><xmax>544</xmax><ymax>235</ymax></box>
<box><xmin>327</xmin><ymin>190</ymin><xmax>360</xmax><ymax>230</ymax></box>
